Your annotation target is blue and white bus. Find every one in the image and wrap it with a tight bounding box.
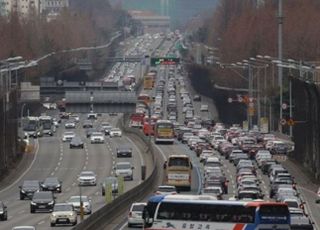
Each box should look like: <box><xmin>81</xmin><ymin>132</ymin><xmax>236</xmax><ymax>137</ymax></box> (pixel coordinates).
<box><xmin>143</xmin><ymin>195</ymin><xmax>290</xmax><ymax>230</ymax></box>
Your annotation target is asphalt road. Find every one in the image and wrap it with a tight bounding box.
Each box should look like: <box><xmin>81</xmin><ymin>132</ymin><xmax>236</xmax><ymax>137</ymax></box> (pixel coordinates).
<box><xmin>0</xmin><ymin>113</ymin><xmax>144</xmax><ymax>229</ymax></box>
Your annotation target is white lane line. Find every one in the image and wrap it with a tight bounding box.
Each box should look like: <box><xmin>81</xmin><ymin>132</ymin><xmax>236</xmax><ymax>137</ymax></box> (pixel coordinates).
<box><xmin>51</xmin><ymin>172</ymin><xmax>55</xmax><ymax>176</ymax></box>
<box><xmin>38</xmin><ymin>220</ymin><xmax>45</xmax><ymax>225</ymax></box>
<box><xmin>8</xmin><ymin>215</ymin><xmax>13</xmax><ymax>220</ymax></box>
<box><xmin>57</xmin><ymin>162</ymin><xmax>61</xmax><ymax>166</ymax></box>
<box><xmin>18</xmin><ymin>210</ymin><xmax>25</xmax><ymax>214</ymax></box>
<box><xmin>0</xmin><ymin>139</ymin><xmax>40</xmax><ymax>193</ymax></box>
<box><xmin>125</xmin><ymin>136</ymin><xmax>145</xmax><ymax>166</ymax></box>
<box><xmin>119</xmin><ymin>220</ymin><xmax>128</xmax><ymax>230</ymax></box>
<box><xmin>154</xmin><ymin>144</ymin><xmax>167</xmax><ymax>161</ymax></box>
<box><xmin>59</xmin><ymin>156</ymin><xmax>63</xmax><ymax>161</ymax></box>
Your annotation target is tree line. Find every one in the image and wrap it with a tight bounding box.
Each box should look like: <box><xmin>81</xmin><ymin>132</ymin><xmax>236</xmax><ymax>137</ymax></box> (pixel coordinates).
<box><xmin>0</xmin><ymin>0</ymin><xmax>126</xmax><ymax>78</ymax></box>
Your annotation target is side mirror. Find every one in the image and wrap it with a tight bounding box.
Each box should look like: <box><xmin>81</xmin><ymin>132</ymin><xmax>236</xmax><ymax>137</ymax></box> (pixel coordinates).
<box><xmin>113</xmin><ymin>167</ymin><xmax>116</xmax><ymax>170</ymax></box>
<box><xmin>132</xmin><ymin>166</ymin><xmax>135</xmax><ymax>169</ymax></box>
<box><xmin>19</xmin><ymin>186</ymin><xmax>22</xmax><ymax>189</ymax></box>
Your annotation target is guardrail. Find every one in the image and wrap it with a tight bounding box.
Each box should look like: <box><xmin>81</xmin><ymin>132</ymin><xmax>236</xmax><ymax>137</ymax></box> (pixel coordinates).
<box><xmin>72</xmin><ymin>114</ymin><xmax>158</xmax><ymax>230</ymax></box>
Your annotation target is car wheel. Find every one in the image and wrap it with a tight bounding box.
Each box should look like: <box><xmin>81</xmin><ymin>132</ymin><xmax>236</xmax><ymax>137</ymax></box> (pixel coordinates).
<box><xmin>128</xmin><ymin>223</ymin><xmax>132</xmax><ymax>228</ymax></box>
<box><xmin>72</xmin><ymin>220</ymin><xmax>77</xmax><ymax>226</ymax></box>
<box><xmin>102</xmin><ymin>190</ymin><xmax>105</xmax><ymax>196</ymax></box>
<box><xmin>30</xmin><ymin>209</ymin><xmax>35</xmax><ymax>213</ymax></box>
<box><xmin>20</xmin><ymin>195</ymin><xmax>24</xmax><ymax>200</ymax></box>
<box><xmin>50</xmin><ymin>222</ymin><xmax>55</xmax><ymax>227</ymax></box>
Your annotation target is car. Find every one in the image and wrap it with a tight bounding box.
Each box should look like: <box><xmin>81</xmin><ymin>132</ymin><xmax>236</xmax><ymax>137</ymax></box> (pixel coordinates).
<box><xmin>101</xmin><ymin>177</ymin><xmax>119</xmax><ymax>196</ymax></box>
<box><xmin>30</xmin><ymin>191</ymin><xmax>55</xmax><ymax>213</ymax></box>
<box><xmin>0</xmin><ymin>201</ymin><xmax>7</xmax><ymax>221</ymax></box>
<box><xmin>110</xmin><ymin>128</ymin><xmax>122</xmax><ymax>137</ymax></box>
<box><xmin>67</xmin><ymin>196</ymin><xmax>92</xmax><ymax>215</ymax></box>
<box><xmin>316</xmin><ymin>187</ymin><xmax>320</xmax><ymax>203</ymax></box>
<box><xmin>116</xmin><ymin>146</ymin><xmax>133</xmax><ymax>157</ymax></box>
<box><xmin>69</xmin><ymin>114</ymin><xmax>80</xmax><ymax>122</ymax></box>
<box><xmin>202</xmin><ymin>186</ymin><xmax>223</xmax><ymax>200</ymax></box>
<box><xmin>62</xmin><ymin>131</ymin><xmax>75</xmax><ymax>142</ymax></box>
<box><xmin>200</xmin><ymin>104</ymin><xmax>209</xmax><ymax>111</ymax></box>
<box><xmin>85</xmin><ymin>128</ymin><xmax>96</xmax><ymax>138</ymax></box>
<box><xmin>87</xmin><ymin>113</ymin><xmax>97</xmax><ymax>119</ymax></box>
<box><xmin>103</xmin><ymin>124</ymin><xmax>113</xmax><ymax>135</ymax></box>
<box><xmin>193</xmin><ymin>95</ymin><xmax>201</xmax><ymax>101</ymax></box>
<box><xmin>154</xmin><ymin>185</ymin><xmax>177</xmax><ymax>195</ymax></box>
<box><xmin>64</xmin><ymin>121</ymin><xmax>76</xmax><ymax>129</ymax></box>
<box><xmin>70</xmin><ymin>136</ymin><xmax>84</xmax><ymax>149</ymax></box>
<box><xmin>90</xmin><ymin>132</ymin><xmax>105</xmax><ymax>143</ymax></box>
<box><xmin>12</xmin><ymin>227</ymin><xmax>36</xmax><ymax>230</ymax></box>
<box><xmin>127</xmin><ymin>202</ymin><xmax>147</xmax><ymax>227</ymax></box>
<box><xmin>19</xmin><ymin>180</ymin><xmax>41</xmax><ymax>200</ymax></box>
<box><xmin>78</xmin><ymin>171</ymin><xmax>97</xmax><ymax>186</ymax></box>
<box><xmin>50</xmin><ymin>203</ymin><xmax>77</xmax><ymax>227</ymax></box>
<box><xmin>83</xmin><ymin>120</ymin><xmax>93</xmax><ymax>128</ymax></box>
<box><xmin>40</xmin><ymin>177</ymin><xmax>62</xmax><ymax>193</ymax></box>
<box><xmin>114</xmin><ymin>162</ymin><xmax>134</xmax><ymax>180</ymax></box>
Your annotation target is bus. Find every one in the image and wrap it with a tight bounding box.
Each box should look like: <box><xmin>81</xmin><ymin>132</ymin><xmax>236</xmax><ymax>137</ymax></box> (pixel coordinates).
<box><xmin>154</xmin><ymin>120</ymin><xmax>174</xmax><ymax>144</ymax></box>
<box><xmin>138</xmin><ymin>93</ymin><xmax>152</xmax><ymax>106</ymax></box>
<box><xmin>144</xmin><ymin>72</ymin><xmax>156</xmax><ymax>90</ymax></box>
<box><xmin>23</xmin><ymin>116</ymin><xmax>43</xmax><ymax>138</ymax></box>
<box><xmin>39</xmin><ymin>115</ymin><xmax>55</xmax><ymax>136</ymax></box>
<box><xmin>143</xmin><ymin>115</ymin><xmax>159</xmax><ymax>136</ymax></box>
<box><xmin>143</xmin><ymin>195</ymin><xmax>291</xmax><ymax>230</ymax></box>
<box><xmin>164</xmin><ymin>155</ymin><xmax>192</xmax><ymax>191</ymax></box>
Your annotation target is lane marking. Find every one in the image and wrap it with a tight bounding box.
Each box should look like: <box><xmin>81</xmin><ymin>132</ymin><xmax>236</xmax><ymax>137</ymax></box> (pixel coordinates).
<box><xmin>0</xmin><ymin>139</ymin><xmax>40</xmax><ymax>193</ymax></box>
<box><xmin>38</xmin><ymin>220</ymin><xmax>45</xmax><ymax>225</ymax></box>
<box><xmin>125</xmin><ymin>136</ymin><xmax>145</xmax><ymax>166</ymax></box>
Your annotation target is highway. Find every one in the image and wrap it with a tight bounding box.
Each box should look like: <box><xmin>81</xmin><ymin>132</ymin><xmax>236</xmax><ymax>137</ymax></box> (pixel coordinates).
<box><xmin>0</xmin><ymin>113</ymin><xmax>145</xmax><ymax>229</ymax></box>
<box><xmin>0</xmin><ymin>33</ymin><xmax>165</xmax><ymax>229</ymax></box>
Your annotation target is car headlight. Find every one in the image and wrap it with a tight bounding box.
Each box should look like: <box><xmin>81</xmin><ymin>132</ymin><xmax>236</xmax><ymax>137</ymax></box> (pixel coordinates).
<box><xmin>21</xmin><ymin>189</ymin><xmax>26</xmax><ymax>193</ymax></box>
<box><xmin>31</xmin><ymin>201</ymin><xmax>36</xmax><ymax>205</ymax></box>
<box><xmin>48</xmin><ymin>201</ymin><xmax>54</xmax><ymax>205</ymax></box>
<box><xmin>0</xmin><ymin>210</ymin><xmax>4</xmax><ymax>214</ymax></box>
<box><xmin>51</xmin><ymin>213</ymin><xmax>57</xmax><ymax>217</ymax></box>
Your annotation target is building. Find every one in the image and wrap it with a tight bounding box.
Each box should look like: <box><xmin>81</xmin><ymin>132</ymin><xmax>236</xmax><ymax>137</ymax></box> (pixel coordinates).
<box><xmin>0</xmin><ymin>0</ymin><xmax>68</xmax><ymax>17</ymax></box>
<box><xmin>129</xmin><ymin>10</ymin><xmax>170</xmax><ymax>34</ymax></box>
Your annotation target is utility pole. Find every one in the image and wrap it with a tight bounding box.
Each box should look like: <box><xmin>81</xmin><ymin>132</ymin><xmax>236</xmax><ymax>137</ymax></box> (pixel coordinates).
<box><xmin>278</xmin><ymin>0</ymin><xmax>284</xmax><ymax>133</ymax></box>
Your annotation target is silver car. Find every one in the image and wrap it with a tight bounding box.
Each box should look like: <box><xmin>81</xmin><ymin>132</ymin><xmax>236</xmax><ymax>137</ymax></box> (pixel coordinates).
<box><xmin>114</xmin><ymin>162</ymin><xmax>134</xmax><ymax>181</ymax></box>
<box><xmin>77</xmin><ymin>171</ymin><xmax>97</xmax><ymax>186</ymax></box>
<box><xmin>67</xmin><ymin>196</ymin><xmax>92</xmax><ymax>215</ymax></box>
<box><xmin>50</xmin><ymin>203</ymin><xmax>77</xmax><ymax>226</ymax></box>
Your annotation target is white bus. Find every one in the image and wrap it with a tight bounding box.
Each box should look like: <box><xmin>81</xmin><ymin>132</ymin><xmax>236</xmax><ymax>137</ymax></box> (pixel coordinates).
<box><xmin>143</xmin><ymin>195</ymin><xmax>290</xmax><ymax>230</ymax></box>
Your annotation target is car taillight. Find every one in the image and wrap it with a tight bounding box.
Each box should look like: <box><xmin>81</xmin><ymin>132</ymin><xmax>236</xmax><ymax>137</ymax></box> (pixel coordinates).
<box><xmin>128</xmin><ymin>211</ymin><xmax>132</xmax><ymax>217</ymax></box>
<box><xmin>172</xmin><ymin>192</ymin><xmax>177</xmax><ymax>195</ymax></box>
<box><xmin>155</xmin><ymin>191</ymin><xmax>161</xmax><ymax>195</ymax></box>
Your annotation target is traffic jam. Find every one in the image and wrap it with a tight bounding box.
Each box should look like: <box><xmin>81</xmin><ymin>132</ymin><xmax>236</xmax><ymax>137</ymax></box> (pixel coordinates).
<box><xmin>127</xmin><ymin>52</ymin><xmax>315</xmax><ymax>228</ymax></box>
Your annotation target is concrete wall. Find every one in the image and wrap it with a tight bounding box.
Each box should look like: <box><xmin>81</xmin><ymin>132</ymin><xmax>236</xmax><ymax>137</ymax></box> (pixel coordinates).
<box><xmin>292</xmin><ymin>79</ymin><xmax>320</xmax><ymax>179</ymax></box>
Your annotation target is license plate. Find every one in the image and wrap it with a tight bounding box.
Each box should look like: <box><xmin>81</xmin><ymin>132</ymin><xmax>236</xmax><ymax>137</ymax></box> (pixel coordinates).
<box><xmin>58</xmin><ymin>218</ymin><xmax>67</xmax><ymax>222</ymax></box>
<box><xmin>39</xmin><ymin>205</ymin><xmax>46</xmax><ymax>208</ymax></box>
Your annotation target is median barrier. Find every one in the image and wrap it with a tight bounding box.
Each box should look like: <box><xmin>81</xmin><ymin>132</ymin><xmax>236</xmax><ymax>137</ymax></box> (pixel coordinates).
<box><xmin>71</xmin><ymin>114</ymin><xmax>159</xmax><ymax>230</ymax></box>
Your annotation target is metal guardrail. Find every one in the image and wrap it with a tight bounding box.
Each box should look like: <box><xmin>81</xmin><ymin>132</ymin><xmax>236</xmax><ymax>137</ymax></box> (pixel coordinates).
<box><xmin>71</xmin><ymin>115</ymin><xmax>158</xmax><ymax>230</ymax></box>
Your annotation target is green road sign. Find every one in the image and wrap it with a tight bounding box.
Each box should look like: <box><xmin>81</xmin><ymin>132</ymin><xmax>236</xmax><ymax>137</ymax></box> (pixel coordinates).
<box><xmin>150</xmin><ymin>57</ymin><xmax>180</xmax><ymax>66</ymax></box>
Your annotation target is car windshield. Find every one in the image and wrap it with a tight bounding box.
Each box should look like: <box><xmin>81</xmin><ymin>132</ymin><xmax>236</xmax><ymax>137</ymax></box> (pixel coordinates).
<box><xmin>44</xmin><ymin>178</ymin><xmax>58</xmax><ymax>184</ymax></box>
<box><xmin>54</xmin><ymin>204</ymin><xmax>73</xmax><ymax>212</ymax></box>
<box><xmin>69</xmin><ymin>196</ymin><xmax>88</xmax><ymax>202</ymax></box>
<box><xmin>80</xmin><ymin>172</ymin><xmax>94</xmax><ymax>177</ymax></box>
<box><xmin>286</xmin><ymin>201</ymin><xmax>299</xmax><ymax>208</ymax></box>
<box><xmin>33</xmin><ymin>192</ymin><xmax>52</xmax><ymax>199</ymax></box>
<box><xmin>116</xmin><ymin>163</ymin><xmax>131</xmax><ymax>169</ymax></box>
<box><xmin>158</xmin><ymin>186</ymin><xmax>176</xmax><ymax>192</ymax></box>
<box><xmin>64</xmin><ymin>132</ymin><xmax>74</xmax><ymax>136</ymax></box>
<box><xmin>132</xmin><ymin>204</ymin><xmax>145</xmax><ymax>212</ymax></box>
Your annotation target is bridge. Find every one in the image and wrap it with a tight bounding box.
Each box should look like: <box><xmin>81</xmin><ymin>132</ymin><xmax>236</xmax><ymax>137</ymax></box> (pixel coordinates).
<box><xmin>65</xmin><ymin>91</ymin><xmax>137</xmax><ymax>113</ymax></box>
<box><xmin>105</xmin><ymin>56</ymin><xmax>144</xmax><ymax>63</ymax></box>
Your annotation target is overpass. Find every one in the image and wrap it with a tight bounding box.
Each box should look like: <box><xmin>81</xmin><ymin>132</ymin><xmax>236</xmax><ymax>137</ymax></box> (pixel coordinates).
<box><xmin>65</xmin><ymin>91</ymin><xmax>137</xmax><ymax>113</ymax></box>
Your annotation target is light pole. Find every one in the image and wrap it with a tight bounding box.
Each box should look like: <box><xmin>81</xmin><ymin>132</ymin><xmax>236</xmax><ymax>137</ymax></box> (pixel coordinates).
<box><xmin>278</xmin><ymin>0</ymin><xmax>284</xmax><ymax>133</ymax></box>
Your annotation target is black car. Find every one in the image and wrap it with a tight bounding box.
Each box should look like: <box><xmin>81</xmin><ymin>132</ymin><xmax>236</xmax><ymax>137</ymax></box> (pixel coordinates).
<box><xmin>83</xmin><ymin>120</ymin><xmax>93</xmax><ymax>129</ymax></box>
<box><xmin>0</xmin><ymin>201</ymin><xmax>7</xmax><ymax>221</ymax></box>
<box><xmin>30</xmin><ymin>191</ymin><xmax>55</xmax><ymax>213</ymax></box>
<box><xmin>41</xmin><ymin>177</ymin><xmax>62</xmax><ymax>193</ymax></box>
<box><xmin>86</xmin><ymin>128</ymin><xmax>96</xmax><ymax>138</ymax></box>
<box><xmin>116</xmin><ymin>147</ymin><xmax>133</xmax><ymax>157</ymax></box>
<box><xmin>70</xmin><ymin>136</ymin><xmax>84</xmax><ymax>149</ymax></box>
<box><xmin>19</xmin><ymin>180</ymin><xmax>41</xmax><ymax>200</ymax></box>
<box><xmin>101</xmin><ymin>176</ymin><xmax>119</xmax><ymax>196</ymax></box>
<box><xmin>193</xmin><ymin>95</ymin><xmax>201</xmax><ymax>101</ymax></box>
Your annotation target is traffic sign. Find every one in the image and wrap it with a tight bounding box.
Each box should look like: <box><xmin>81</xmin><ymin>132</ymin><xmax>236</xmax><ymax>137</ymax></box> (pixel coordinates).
<box><xmin>282</xmin><ymin>103</ymin><xmax>288</xmax><ymax>110</ymax></box>
<box><xmin>280</xmin><ymin>119</ymin><xmax>287</xmax><ymax>126</ymax></box>
<box><xmin>228</xmin><ymin>98</ymin><xmax>233</xmax><ymax>103</ymax></box>
<box><xmin>287</xmin><ymin>118</ymin><xmax>295</xmax><ymax>126</ymax></box>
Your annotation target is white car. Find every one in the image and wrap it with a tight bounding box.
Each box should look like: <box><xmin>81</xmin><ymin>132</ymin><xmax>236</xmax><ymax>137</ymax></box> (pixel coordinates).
<box><xmin>64</xmin><ymin>121</ymin><xmax>76</xmax><ymax>129</ymax></box>
<box><xmin>114</xmin><ymin>162</ymin><xmax>134</xmax><ymax>180</ymax></box>
<box><xmin>62</xmin><ymin>131</ymin><xmax>75</xmax><ymax>142</ymax></box>
<box><xmin>78</xmin><ymin>171</ymin><xmax>97</xmax><ymax>186</ymax></box>
<box><xmin>67</xmin><ymin>196</ymin><xmax>92</xmax><ymax>215</ymax></box>
<box><xmin>69</xmin><ymin>115</ymin><xmax>80</xmax><ymax>122</ymax></box>
<box><xmin>127</xmin><ymin>202</ymin><xmax>147</xmax><ymax>227</ymax></box>
<box><xmin>90</xmin><ymin>132</ymin><xmax>105</xmax><ymax>143</ymax></box>
<box><xmin>50</xmin><ymin>203</ymin><xmax>77</xmax><ymax>227</ymax></box>
<box><xmin>200</xmin><ymin>104</ymin><xmax>209</xmax><ymax>111</ymax></box>
<box><xmin>155</xmin><ymin>185</ymin><xmax>177</xmax><ymax>195</ymax></box>
<box><xmin>110</xmin><ymin>128</ymin><xmax>122</xmax><ymax>137</ymax></box>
